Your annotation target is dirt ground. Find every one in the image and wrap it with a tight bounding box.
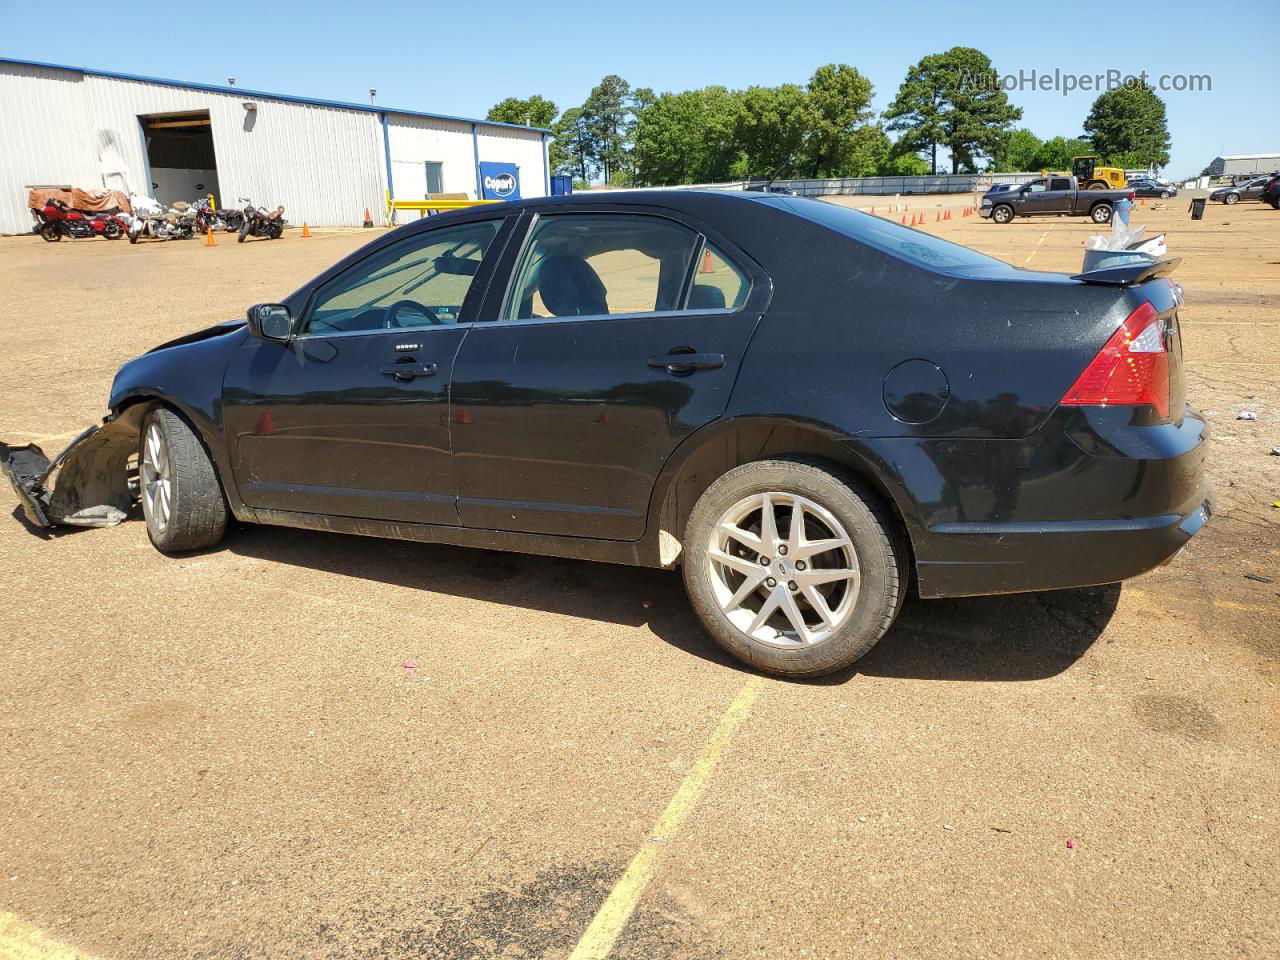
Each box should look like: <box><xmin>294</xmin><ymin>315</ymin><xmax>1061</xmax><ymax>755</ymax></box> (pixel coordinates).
<box><xmin>0</xmin><ymin>199</ymin><xmax>1276</xmax><ymax>960</ymax></box>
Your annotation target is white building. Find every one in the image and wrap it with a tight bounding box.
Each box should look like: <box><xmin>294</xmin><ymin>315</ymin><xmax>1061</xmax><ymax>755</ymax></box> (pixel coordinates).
<box><xmin>0</xmin><ymin>57</ymin><xmax>550</xmax><ymax>234</ymax></box>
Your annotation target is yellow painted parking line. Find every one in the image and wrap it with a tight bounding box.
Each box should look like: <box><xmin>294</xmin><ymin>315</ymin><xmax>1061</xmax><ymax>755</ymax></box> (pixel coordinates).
<box><xmin>0</xmin><ymin>913</ymin><xmax>101</xmax><ymax>960</ymax></box>
<box><xmin>1023</xmin><ymin>231</ymin><xmax>1049</xmax><ymax>265</ymax></box>
<box><xmin>567</xmin><ymin>675</ymin><xmax>765</xmax><ymax>960</ymax></box>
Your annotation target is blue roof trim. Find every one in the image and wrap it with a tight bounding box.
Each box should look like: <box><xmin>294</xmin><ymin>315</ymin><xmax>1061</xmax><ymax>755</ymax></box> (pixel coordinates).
<box><xmin>0</xmin><ymin>55</ymin><xmax>554</xmax><ymax>134</ymax></box>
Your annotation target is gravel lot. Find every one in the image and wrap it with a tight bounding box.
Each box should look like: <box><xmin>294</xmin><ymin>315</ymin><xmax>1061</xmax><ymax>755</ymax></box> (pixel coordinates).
<box><xmin>1</xmin><ymin>198</ymin><xmax>1276</xmax><ymax>959</ymax></box>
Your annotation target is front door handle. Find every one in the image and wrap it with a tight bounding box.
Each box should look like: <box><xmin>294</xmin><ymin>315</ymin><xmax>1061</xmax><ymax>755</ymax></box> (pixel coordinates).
<box><xmin>647</xmin><ymin>352</ymin><xmax>725</xmax><ymax>373</ymax></box>
<box><xmin>380</xmin><ymin>362</ymin><xmax>438</xmax><ymax>381</ymax></box>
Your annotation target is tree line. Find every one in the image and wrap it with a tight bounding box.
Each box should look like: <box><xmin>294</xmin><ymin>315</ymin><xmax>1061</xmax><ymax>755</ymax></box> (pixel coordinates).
<box><xmin>487</xmin><ymin>47</ymin><xmax>1173</xmax><ymax>186</ymax></box>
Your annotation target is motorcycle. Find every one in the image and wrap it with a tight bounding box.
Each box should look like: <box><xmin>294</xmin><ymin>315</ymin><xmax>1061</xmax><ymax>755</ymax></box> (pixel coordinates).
<box><xmin>237</xmin><ymin>198</ymin><xmax>286</xmax><ymax>242</ymax></box>
<box><xmin>125</xmin><ymin>194</ymin><xmax>196</xmax><ymax>243</ymax></box>
<box><xmin>192</xmin><ymin>196</ymin><xmax>226</xmax><ymax>235</ymax></box>
<box><xmin>36</xmin><ymin>199</ymin><xmax>127</xmax><ymax>241</ymax></box>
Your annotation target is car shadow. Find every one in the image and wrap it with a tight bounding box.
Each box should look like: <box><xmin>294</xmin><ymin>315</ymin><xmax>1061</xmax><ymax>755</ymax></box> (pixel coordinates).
<box><xmin>223</xmin><ymin>524</ymin><xmax>1119</xmax><ymax>685</ymax></box>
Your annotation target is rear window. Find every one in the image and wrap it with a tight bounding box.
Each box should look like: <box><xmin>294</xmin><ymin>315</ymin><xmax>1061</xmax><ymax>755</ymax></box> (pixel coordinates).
<box><xmin>771</xmin><ymin>197</ymin><xmax>1006</xmax><ymax>272</ymax></box>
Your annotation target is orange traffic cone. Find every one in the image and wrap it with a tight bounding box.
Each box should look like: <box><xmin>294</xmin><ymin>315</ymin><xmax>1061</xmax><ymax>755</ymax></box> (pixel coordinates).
<box><xmin>205</xmin><ymin>227</ymin><xmax>215</xmax><ymax>246</ymax></box>
<box><xmin>363</xmin><ymin>207</ymin><xmax>374</xmax><ymax>228</ymax></box>
<box><xmin>935</xmin><ymin>211</ymin><xmax>940</xmax><ymax>222</ymax></box>
<box><xmin>302</xmin><ymin>221</ymin><xmax>311</xmax><ymax>237</ymax></box>
<box><xmin>701</xmin><ymin>248</ymin><xmax>713</xmax><ymax>273</ymax></box>
<box><xmin>901</xmin><ymin>215</ymin><xmax>907</xmax><ymax>225</ymax></box>
<box><xmin>456</xmin><ymin>409</ymin><xmax>471</xmax><ymax>425</ymax></box>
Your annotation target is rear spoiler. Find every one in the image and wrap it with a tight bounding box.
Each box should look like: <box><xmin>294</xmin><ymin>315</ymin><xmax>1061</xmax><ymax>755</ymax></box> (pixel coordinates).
<box><xmin>1071</xmin><ymin>257</ymin><xmax>1181</xmax><ymax>287</ymax></box>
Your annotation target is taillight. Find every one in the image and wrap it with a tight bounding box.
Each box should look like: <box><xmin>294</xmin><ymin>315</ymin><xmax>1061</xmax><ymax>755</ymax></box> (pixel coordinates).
<box><xmin>1061</xmin><ymin>301</ymin><xmax>1170</xmax><ymax>418</ymax></box>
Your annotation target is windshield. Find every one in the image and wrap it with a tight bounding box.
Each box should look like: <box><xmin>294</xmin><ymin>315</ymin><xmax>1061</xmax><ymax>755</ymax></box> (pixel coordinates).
<box><xmin>770</xmin><ymin>197</ymin><xmax>1007</xmax><ymax>273</ymax></box>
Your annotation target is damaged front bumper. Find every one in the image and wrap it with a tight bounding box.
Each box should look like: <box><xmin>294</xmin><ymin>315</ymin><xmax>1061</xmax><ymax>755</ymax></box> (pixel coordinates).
<box><xmin>0</xmin><ymin>408</ymin><xmax>143</xmax><ymax>528</ymax></box>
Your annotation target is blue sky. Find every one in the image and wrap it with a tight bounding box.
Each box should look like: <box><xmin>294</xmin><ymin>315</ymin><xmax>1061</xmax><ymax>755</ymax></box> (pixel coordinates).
<box><xmin>1</xmin><ymin>0</ymin><xmax>1269</xmax><ymax>177</ymax></box>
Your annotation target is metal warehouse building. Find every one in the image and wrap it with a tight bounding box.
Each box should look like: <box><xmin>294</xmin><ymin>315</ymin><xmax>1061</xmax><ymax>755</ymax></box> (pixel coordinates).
<box><xmin>1207</xmin><ymin>153</ymin><xmax>1280</xmax><ymax>177</ymax></box>
<box><xmin>0</xmin><ymin>57</ymin><xmax>550</xmax><ymax>235</ymax></box>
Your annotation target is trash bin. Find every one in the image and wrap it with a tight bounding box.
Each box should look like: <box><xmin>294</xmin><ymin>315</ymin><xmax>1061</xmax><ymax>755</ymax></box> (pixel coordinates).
<box><xmin>1114</xmin><ymin>198</ymin><xmax>1133</xmax><ymax>226</ymax></box>
<box><xmin>1189</xmin><ymin>197</ymin><xmax>1206</xmax><ymax>220</ymax></box>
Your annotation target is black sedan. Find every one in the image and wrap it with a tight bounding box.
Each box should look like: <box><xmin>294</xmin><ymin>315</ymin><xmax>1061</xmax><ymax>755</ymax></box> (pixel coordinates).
<box><xmin>1</xmin><ymin>192</ymin><xmax>1211</xmax><ymax>678</ymax></box>
<box><xmin>1128</xmin><ymin>178</ymin><xmax>1178</xmax><ymax>199</ymax></box>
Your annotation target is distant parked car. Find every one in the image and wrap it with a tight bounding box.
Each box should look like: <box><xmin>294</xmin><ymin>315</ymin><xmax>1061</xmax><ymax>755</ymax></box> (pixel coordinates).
<box><xmin>980</xmin><ymin>175</ymin><xmax>1131</xmax><ymax>223</ymax></box>
<box><xmin>1128</xmin><ymin>178</ymin><xmax>1177</xmax><ymax>199</ymax></box>
<box><xmin>1209</xmin><ymin>176</ymin><xmax>1273</xmax><ymax>205</ymax></box>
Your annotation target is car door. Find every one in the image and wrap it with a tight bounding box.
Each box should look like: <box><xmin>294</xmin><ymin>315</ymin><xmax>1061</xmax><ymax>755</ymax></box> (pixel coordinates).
<box><xmin>449</xmin><ymin>207</ymin><xmax>768</xmax><ymax>540</ymax></box>
<box><xmin>221</xmin><ymin>214</ymin><xmax>515</xmax><ymax>524</ymax></box>
<box><xmin>1037</xmin><ymin>177</ymin><xmax>1074</xmax><ymax>213</ymax></box>
<box><xmin>1016</xmin><ymin>178</ymin><xmax>1050</xmax><ymax>214</ymax></box>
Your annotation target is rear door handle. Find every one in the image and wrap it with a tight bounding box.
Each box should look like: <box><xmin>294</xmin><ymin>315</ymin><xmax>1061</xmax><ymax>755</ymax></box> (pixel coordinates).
<box><xmin>647</xmin><ymin>352</ymin><xmax>725</xmax><ymax>373</ymax></box>
<box><xmin>380</xmin><ymin>362</ymin><xmax>437</xmax><ymax>381</ymax></box>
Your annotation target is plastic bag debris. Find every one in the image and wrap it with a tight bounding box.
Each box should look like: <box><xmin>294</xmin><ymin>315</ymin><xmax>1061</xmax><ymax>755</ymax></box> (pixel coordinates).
<box><xmin>1237</xmin><ymin>412</ymin><xmax>1259</xmax><ymax>421</ymax></box>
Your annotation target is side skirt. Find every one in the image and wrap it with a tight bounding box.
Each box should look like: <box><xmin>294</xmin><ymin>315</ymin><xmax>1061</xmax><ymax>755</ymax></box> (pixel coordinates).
<box><xmin>245</xmin><ymin>507</ymin><xmax>661</xmax><ymax>568</ymax></box>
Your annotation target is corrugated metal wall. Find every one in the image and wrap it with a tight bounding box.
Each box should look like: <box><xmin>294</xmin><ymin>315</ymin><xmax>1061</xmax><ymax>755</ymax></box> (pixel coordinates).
<box><xmin>385</xmin><ymin>115</ymin><xmax>481</xmax><ymax>199</ymax></box>
<box><xmin>1</xmin><ymin>62</ymin><xmax>549</xmax><ymax>234</ymax></box>
<box><xmin>476</xmin><ymin>127</ymin><xmax>547</xmax><ymax>199</ymax></box>
<box><xmin>0</xmin><ymin>62</ymin><xmax>98</xmax><ymax>234</ymax></box>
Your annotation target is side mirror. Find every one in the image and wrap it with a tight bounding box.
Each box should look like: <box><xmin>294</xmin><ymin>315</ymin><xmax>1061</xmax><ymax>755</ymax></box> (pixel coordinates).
<box><xmin>246</xmin><ymin>303</ymin><xmax>292</xmax><ymax>341</ymax></box>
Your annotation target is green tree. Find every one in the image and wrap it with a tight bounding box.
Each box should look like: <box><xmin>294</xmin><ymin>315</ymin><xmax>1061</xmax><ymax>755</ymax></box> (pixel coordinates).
<box><xmin>632</xmin><ymin>86</ymin><xmax>740</xmax><ymax>185</ymax></box>
<box><xmin>732</xmin><ymin>84</ymin><xmax>809</xmax><ymax>179</ymax></box>
<box><xmin>1083</xmin><ymin>83</ymin><xmax>1171</xmax><ymax>168</ymax></box>
<box><xmin>884</xmin><ymin>47</ymin><xmax>1021</xmax><ymax>174</ymax></box>
<box><xmin>799</xmin><ymin>64</ymin><xmax>875</xmax><ymax>177</ymax></box>
<box><xmin>1031</xmin><ymin>135</ymin><xmax>1095</xmax><ymax>171</ymax></box>
<box><xmin>486</xmin><ymin>94</ymin><xmax>558</xmax><ymax>129</ymax></box>
<box><xmin>550</xmin><ymin>107</ymin><xmax>594</xmax><ymax>181</ymax></box>
<box><xmin>580</xmin><ymin>75</ymin><xmax>636</xmax><ymax>184</ymax></box>
<box><xmin>990</xmin><ymin>128</ymin><xmax>1041</xmax><ymax>171</ymax></box>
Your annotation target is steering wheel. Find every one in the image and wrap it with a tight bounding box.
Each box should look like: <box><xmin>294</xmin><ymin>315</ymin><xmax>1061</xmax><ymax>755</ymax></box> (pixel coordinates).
<box><xmin>383</xmin><ymin>299</ymin><xmax>440</xmax><ymax>328</ymax></box>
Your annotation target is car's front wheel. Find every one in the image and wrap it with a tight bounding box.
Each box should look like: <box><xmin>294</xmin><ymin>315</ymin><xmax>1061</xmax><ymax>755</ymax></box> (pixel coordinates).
<box><xmin>1224</xmin><ymin>193</ymin><xmax>1239</xmax><ymax>205</ymax></box>
<box><xmin>991</xmin><ymin>204</ymin><xmax>1013</xmax><ymax>224</ymax></box>
<box><xmin>682</xmin><ymin>459</ymin><xmax>905</xmax><ymax>678</ymax></box>
<box><xmin>1159</xmin><ymin>191</ymin><xmax>1171</xmax><ymax>199</ymax></box>
<box><xmin>140</xmin><ymin>407</ymin><xmax>229</xmax><ymax>553</ymax></box>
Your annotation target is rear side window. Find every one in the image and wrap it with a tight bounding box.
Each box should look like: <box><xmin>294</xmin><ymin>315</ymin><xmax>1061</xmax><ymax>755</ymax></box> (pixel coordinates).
<box><xmin>504</xmin><ymin>214</ymin><xmax>698</xmax><ymax>320</ymax></box>
<box><xmin>690</xmin><ymin>243</ymin><xmax>749</xmax><ymax>311</ymax></box>
<box><xmin>1050</xmin><ymin>178</ymin><xmax>1072</xmax><ymax>191</ymax></box>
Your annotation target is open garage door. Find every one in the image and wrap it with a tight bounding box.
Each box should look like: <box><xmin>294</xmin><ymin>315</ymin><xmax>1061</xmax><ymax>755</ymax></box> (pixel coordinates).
<box><xmin>141</xmin><ymin>111</ymin><xmax>221</xmax><ymax>207</ymax></box>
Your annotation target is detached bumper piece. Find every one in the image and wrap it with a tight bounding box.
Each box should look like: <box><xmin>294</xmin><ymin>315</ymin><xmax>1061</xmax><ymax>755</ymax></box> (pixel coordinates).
<box><xmin>1</xmin><ymin>416</ymin><xmax>140</xmax><ymax>529</ymax></box>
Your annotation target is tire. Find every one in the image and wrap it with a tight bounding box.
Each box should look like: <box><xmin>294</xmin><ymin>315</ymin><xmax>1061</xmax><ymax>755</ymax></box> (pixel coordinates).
<box><xmin>238</xmin><ymin>222</ymin><xmax>249</xmax><ymax>243</ymax></box>
<box><xmin>1224</xmin><ymin>193</ymin><xmax>1238</xmax><ymax>205</ymax></box>
<box><xmin>682</xmin><ymin>458</ymin><xmax>906</xmax><ymax>679</ymax></box>
<box><xmin>102</xmin><ymin>221</ymin><xmax>121</xmax><ymax>240</ymax></box>
<box><xmin>40</xmin><ymin>222</ymin><xmax>60</xmax><ymax>242</ymax></box>
<box><xmin>1090</xmin><ymin>203</ymin><xmax>1113</xmax><ymax>224</ymax></box>
<box><xmin>1159</xmin><ymin>191</ymin><xmax>1171</xmax><ymax>200</ymax></box>
<box><xmin>139</xmin><ymin>407</ymin><xmax>229</xmax><ymax>553</ymax></box>
<box><xmin>991</xmin><ymin>204</ymin><xmax>1014</xmax><ymax>224</ymax></box>
<box><xmin>1087</xmin><ymin>181</ymin><xmax>1107</xmax><ymax>190</ymax></box>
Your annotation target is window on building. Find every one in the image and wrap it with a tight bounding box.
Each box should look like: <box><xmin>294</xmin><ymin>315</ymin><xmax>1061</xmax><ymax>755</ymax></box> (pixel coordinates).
<box><xmin>426</xmin><ymin>162</ymin><xmax>444</xmax><ymax>195</ymax></box>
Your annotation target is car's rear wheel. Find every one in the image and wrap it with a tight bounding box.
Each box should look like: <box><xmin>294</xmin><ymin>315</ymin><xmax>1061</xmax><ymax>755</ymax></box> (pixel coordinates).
<box><xmin>1224</xmin><ymin>193</ymin><xmax>1239</xmax><ymax>205</ymax></box>
<box><xmin>140</xmin><ymin>407</ymin><xmax>229</xmax><ymax>553</ymax></box>
<box><xmin>991</xmin><ymin>204</ymin><xmax>1013</xmax><ymax>224</ymax></box>
<box><xmin>682</xmin><ymin>459</ymin><xmax>904</xmax><ymax>678</ymax></box>
<box><xmin>1090</xmin><ymin>203</ymin><xmax>1113</xmax><ymax>224</ymax></box>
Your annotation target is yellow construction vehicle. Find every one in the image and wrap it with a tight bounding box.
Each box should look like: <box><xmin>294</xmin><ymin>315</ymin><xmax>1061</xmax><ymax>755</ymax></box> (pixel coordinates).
<box><xmin>1071</xmin><ymin>155</ymin><xmax>1127</xmax><ymax>190</ymax></box>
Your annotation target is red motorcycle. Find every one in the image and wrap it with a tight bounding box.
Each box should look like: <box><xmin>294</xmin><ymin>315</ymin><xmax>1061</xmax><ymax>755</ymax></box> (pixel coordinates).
<box><xmin>36</xmin><ymin>198</ymin><xmax>127</xmax><ymax>242</ymax></box>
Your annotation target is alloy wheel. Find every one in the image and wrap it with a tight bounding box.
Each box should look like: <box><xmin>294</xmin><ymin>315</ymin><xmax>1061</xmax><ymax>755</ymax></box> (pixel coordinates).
<box><xmin>141</xmin><ymin>422</ymin><xmax>172</xmax><ymax>532</ymax></box>
<box><xmin>707</xmin><ymin>492</ymin><xmax>861</xmax><ymax>648</ymax></box>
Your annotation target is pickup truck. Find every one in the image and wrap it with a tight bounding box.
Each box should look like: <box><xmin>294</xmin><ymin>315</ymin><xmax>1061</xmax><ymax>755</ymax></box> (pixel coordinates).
<box><xmin>980</xmin><ymin>175</ymin><xmax>1133</xmax><ymax>224</ymax></box>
